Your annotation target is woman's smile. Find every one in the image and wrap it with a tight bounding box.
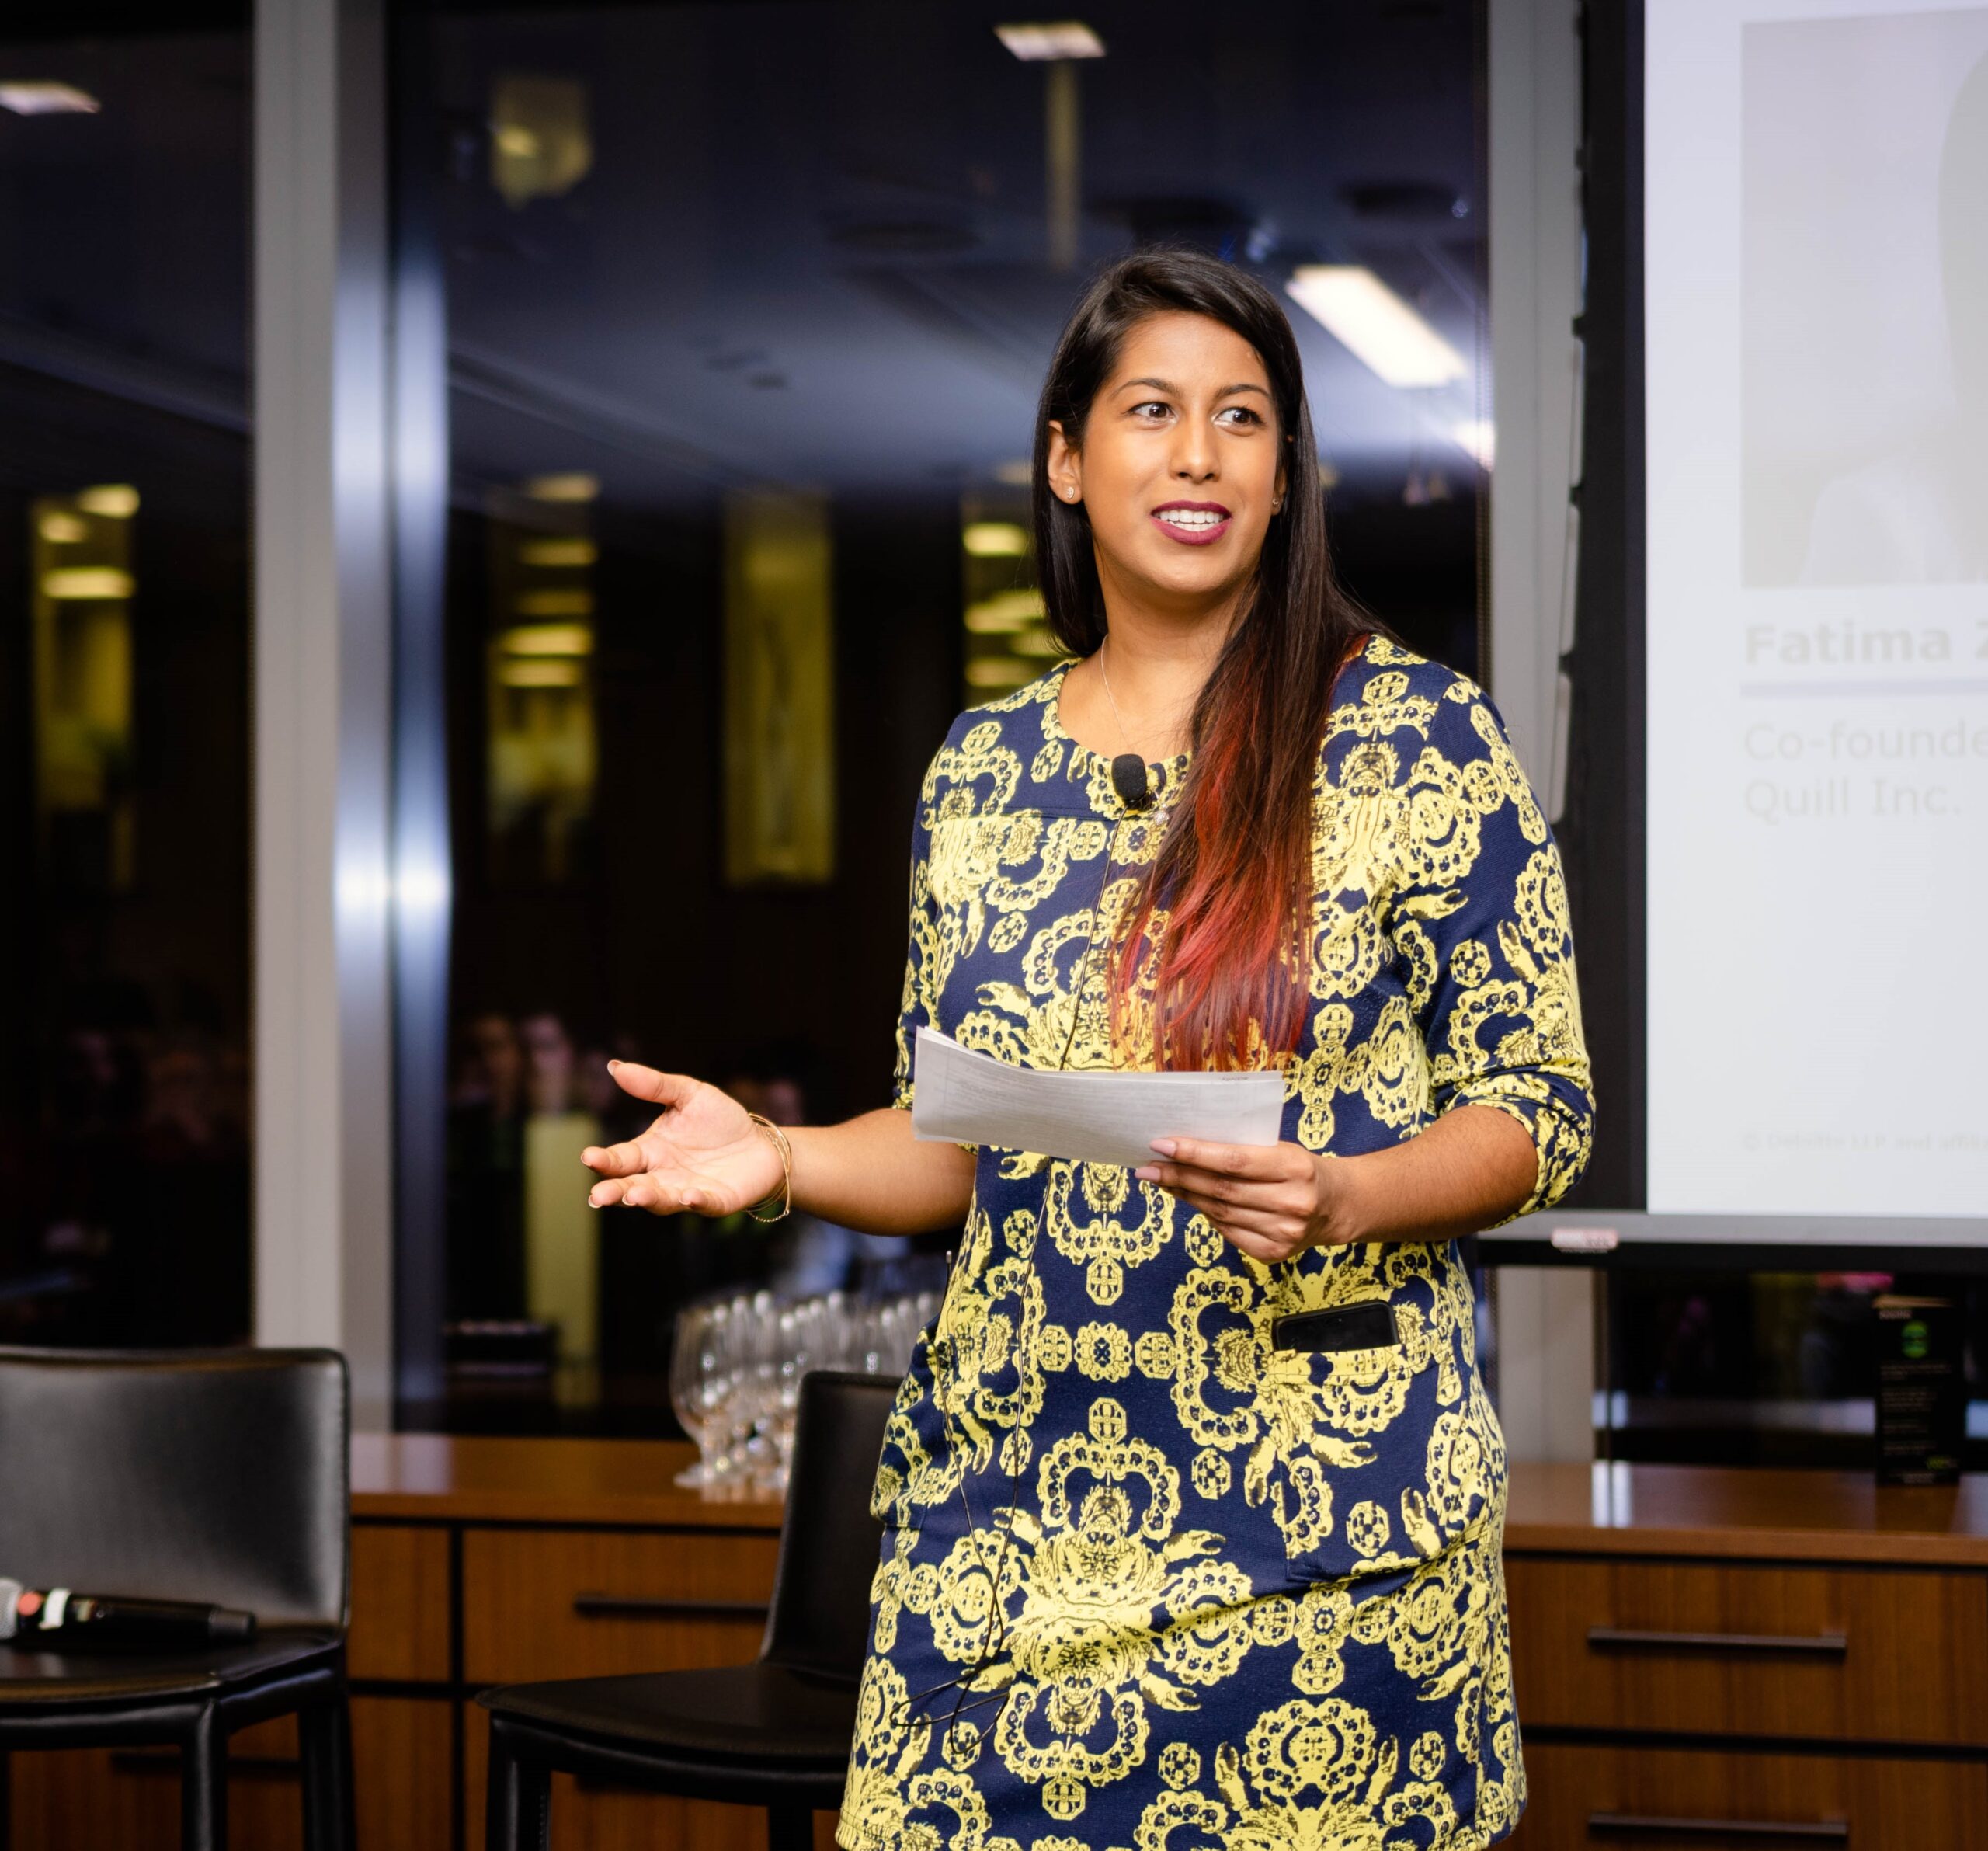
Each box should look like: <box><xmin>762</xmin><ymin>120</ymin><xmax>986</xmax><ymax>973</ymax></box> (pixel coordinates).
<box><xmin>1149</xmin><ymin>499</ymin><xmax>1232</xmax><ymax>545</ymax></box>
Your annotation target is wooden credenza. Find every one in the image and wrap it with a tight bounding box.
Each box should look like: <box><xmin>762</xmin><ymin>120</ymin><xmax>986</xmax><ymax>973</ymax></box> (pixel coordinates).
<box><xmin>8</xmin><ymin>1446</ymin><xmax>1986</xmax><ymax>1848</ymax></box>
<box><xmin>1503</xmin><ymin>1463</ymin><xmax>1988</xmax><ymax>1847</ymax></box>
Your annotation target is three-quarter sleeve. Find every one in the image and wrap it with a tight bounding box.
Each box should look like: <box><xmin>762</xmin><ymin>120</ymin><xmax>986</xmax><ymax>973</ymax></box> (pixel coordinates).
<box><xmin>890</xmin><ymin>766</ymin><xmax>944</xmax><ymax>1111</ymax></box>
<box><xmin>1386</xmin><ymin>680</ymin><xmax>1595</xmax><ymax>1216</ymax></box>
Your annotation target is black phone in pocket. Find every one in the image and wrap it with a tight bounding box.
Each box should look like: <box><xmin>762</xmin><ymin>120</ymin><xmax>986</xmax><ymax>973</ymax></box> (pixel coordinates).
<box><xmin>1271</xmin><ymin>1300</ymin><xmax>1399</xmax><ymax>1353</ymax></box>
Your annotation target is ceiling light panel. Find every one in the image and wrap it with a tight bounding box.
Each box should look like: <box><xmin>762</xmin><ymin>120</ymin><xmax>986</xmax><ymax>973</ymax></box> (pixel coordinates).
<box><xmin>0</xmin><ymin>82</ymin><xmax>101</xmax><ymax>117</ymax></box>
<box><xmin>995</xmin><ymin>22</ymin><xmax>1106</xmax><ymax>61</ymax></box>
<box><xmin>1284</xmin><ymin>266</ymin><xmax>1468</xmax><ymax>389</ymax></box>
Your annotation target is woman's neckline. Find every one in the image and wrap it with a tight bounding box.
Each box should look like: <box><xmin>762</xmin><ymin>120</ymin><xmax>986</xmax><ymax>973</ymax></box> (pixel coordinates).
<box><xmin>1042</xmin><ymin>655</ymin><xmax>1194</xmax><ymax>778</ymax></box>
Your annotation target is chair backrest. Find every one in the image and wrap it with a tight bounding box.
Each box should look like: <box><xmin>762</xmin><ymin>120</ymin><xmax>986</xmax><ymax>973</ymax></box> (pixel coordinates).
<box><xmin>759</xmin><ymin>1369</ymin><xmax>895</xmax><ymax>1681</ymax></box>
<box><xmin>0</xmin><ymin>1347</ymin><xmax>349</xmax><ymax>1629</ymax></box>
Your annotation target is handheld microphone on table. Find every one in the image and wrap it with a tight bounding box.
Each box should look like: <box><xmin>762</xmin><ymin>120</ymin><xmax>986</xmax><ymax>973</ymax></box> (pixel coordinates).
<box><xmin>0</xmin><ymin>1578</ymin><xmax>256</xmax><ymax>1649</ymax></box>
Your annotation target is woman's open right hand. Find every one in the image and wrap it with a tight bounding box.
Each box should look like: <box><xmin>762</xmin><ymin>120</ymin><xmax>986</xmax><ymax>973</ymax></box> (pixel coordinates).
<box><xmin>581</xmin><ymin>1063</ymin><xmax>784</xmax><ymax>1216</ymax></box>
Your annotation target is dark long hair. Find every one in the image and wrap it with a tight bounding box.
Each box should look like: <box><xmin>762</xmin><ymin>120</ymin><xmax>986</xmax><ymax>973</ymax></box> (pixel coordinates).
<box><xmin>1031</xmin><ymin>249</ymin><xmax>1377</xmax><ymax>1070</ymax></box>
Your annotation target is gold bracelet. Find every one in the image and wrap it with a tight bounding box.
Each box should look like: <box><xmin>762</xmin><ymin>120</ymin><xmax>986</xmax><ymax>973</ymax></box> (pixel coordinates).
<box><xmin>745</xmin><ymin>1113</ymin><xmax>794</xmax><ymax>1224</ymax></box>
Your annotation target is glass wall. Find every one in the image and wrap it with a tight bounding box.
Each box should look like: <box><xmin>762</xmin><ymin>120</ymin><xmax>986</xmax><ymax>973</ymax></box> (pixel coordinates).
<box><xmin>0</xmin><ymin>11</ymin><xmax>253</xmax><ymax>1348</ymax></box>
<box><xmin>391</xmin><ymin>0</ymin><xmax>1491</xmax><ymax>1430</ymax></box>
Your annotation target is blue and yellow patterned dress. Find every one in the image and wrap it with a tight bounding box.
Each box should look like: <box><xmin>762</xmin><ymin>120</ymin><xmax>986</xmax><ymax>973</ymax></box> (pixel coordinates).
<box><xmin>836</xmin><ymin>638</ymin><xmax>1594</xmax><ymax>1851</ymax></box>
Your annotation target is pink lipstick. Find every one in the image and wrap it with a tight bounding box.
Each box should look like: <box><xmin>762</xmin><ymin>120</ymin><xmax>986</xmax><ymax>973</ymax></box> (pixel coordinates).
<box><xmin>1149</xmin><ymin>499</ymin><xmax>1232</xmax><ymax>545</ymax></box>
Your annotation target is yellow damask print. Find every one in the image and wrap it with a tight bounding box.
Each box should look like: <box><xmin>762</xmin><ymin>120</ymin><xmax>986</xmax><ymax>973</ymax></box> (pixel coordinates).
<box><xmin>888</xmin><ymin>1397</ymin><xmax>1259</xmax><ymax>1822</ymax></box>
<box><xmin>843</xmin><ymin>1661</ymin><xmax>1017</xmax><ymax>1851</ymax></box>
<box><xmin>847</xmin><ymin>641</ymin><xmax>1590</xmax><ymax>1851</ymax></box>
<box><xmin>932</xmin><ymin>1206</ymin><xmax>1051</xmax><ymax>1480</ymax></box>
<box><xmin>1157</xmin><ymin>1240</ymin><xmax>1480</xmax><ymax>1569</ymax></box>
<box><xmin>1045</xmin><ymin>1160</ymin><xmax>1173</xmax><ymax>1303</ymax></box>
<box><xmin>1136</xmin><ymin>1696</ymin><xmax>1410</xmax><ymax>1851</ymax></box>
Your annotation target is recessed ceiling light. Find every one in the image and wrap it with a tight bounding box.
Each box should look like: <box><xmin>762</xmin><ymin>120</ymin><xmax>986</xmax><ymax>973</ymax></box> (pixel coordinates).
<box><xmin>0</xmin><ymin>82</ymin><xmax>101</xmax><ymax>117</ymax></box>
<box><xmin>1284</xmin><ymin>266</ymin><xmax>1467</xmax><ymax>389</ymax></box>
<box><xmin>995</xmin><ymin>22</ymin><xmax>1106</xmax><ymax>61</ymax></box>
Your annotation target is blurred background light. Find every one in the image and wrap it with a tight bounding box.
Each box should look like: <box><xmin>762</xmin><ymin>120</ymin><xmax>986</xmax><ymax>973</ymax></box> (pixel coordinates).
<box><xmin>502</xmin><ymin>623</ymin><xmax>593</xmax><ymax>657</ymax></box>
<box><xmin>523</xmin><ymin>472</ymin><xmax>599</xmax><ymax>503</ymax></box>
<box><xmin>41</xmin><ymin>567</ymin><xmax>135</xmax><ymax>600</ymax></box>
<box><xmin>499</xmin><ymin>659</ymin><xmax>585</xmax><ymax>688</ymax></box>
<box><xmin>965</xmin><ymin>656</ymin><xmax>1034</xmax><ymax>687</ymax></box>
<box><xmin>963</xmin><ymin>520</ymin><xmax>1030</xmax><ymax>557</ymax></box>
<box><xmin>518</xmin><ymin>537</ymin><xmax>599</xmax><ymax>567</ymax></box>
<box><xmin>514</xmin><ymin>586</ymin><xmax>594</xmax><ymax>618</ymax></box>
<box><xmin>1452</xmin><ymin>419</ymin><xmax>1495</xmax><ymax>468</ymax></box>
<box><xmin>489</xmin><ymin>75</ymin><xmax>593</xmax><ymax>209</ymax></box>
<box><xmin>964</xmin><ymin>590</ymin><xmax>1046</xmax><ymax>634</ymax></box>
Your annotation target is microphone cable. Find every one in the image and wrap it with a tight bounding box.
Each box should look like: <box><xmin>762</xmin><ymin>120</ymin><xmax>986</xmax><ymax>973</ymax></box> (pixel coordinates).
<box><xmin>905</xmin><ymin>767</ymin><xmax>1172</xmax><ymax>1752</ymax></box>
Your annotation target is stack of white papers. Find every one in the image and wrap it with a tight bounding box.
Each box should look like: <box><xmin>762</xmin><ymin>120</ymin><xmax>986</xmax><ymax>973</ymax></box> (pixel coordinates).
<box><xmin>910</xmin><ymin>1028</ymin><xmax>1285</xmax><ymax>1168</ymax></box>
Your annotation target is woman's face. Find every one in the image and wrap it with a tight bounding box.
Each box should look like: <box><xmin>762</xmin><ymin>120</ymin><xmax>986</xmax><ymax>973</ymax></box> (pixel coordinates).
<box><xmin>1048</xmin><ymin>310</ymin><xmax>1285</xmax><ymax>619</ymax></box>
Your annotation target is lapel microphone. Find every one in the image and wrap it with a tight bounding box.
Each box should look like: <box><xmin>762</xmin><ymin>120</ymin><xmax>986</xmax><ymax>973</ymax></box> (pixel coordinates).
<box><xmin>1110</xmin><ymin>752</ymin><xmax>1152</xmax><ymax>809</ymax></box>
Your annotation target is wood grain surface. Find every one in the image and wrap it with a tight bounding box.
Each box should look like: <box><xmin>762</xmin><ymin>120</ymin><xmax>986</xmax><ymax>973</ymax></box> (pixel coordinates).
<box><xmin>1507</xmin><ymin>1739</ymin><xmax>1988</xmax><ymax>1848</ymax></box>
<box><xmin>1508</xmin><ymin>1462</ymin><xmax>1988</xmax><ymax>1567</ymax></box>
<box><xmin>351</xmin><ymin>1440</ymin><xmax>1988</xmax><ymax>1565</ymax></box>
<box><xmin>352</xmin><ymin>1432</ymin><xmax>784</xmax><ymax>1529</ymax></box>
<box><xmin>349</xmin><ymin>1523</ymin><xmax>453</xmax><ymax>1682</ymax></box>
<box><xmin>461</xmin><ymin>1524</ymin><xmax>783</xmax><ymax>1685</ymax></box>
<box><xmin>1509</xmin><ymin>1554</ymin><xmax>1988</xmax><ymax>1746</ymax></box>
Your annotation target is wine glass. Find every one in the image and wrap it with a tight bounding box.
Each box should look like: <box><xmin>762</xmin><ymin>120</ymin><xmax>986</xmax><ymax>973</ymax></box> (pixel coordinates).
<box><xmin>669</xmin><ymin>1302</ymin><xmax>733</xmax><ymax>1487</ymax></box>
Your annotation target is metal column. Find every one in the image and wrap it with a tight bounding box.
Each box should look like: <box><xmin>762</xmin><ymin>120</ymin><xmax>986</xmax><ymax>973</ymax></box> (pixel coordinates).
<box><xmin>252</xmin><ymin>0</ymin><xmax>395</xmax><ymax>1420</ymax></box>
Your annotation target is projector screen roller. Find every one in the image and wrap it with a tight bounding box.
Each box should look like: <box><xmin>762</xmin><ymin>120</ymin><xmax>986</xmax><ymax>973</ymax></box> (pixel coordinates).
<box><xmin>1645</xmin><ymin>0</ymin><xmax>1988</xmax><ymax>1221</ymax></box>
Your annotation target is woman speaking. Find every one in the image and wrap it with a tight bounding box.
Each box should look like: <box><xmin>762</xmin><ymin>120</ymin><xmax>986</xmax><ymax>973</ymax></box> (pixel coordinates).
<box><xmin>583</xmin><ymin>249</ymin><xmax>1594</xmax><ymax>1851</ymax></box>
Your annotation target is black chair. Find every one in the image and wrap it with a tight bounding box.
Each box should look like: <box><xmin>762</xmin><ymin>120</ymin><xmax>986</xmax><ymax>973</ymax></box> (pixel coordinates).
<box><xmin>480</xmin><ymin>1368</ymin><xmax>895</xmax><ymax>1851</ymax></box>
<box><xmin>0</xmin><ymin>1346</ymin><xmax>353</xmax><ymax>1851</ymax></box>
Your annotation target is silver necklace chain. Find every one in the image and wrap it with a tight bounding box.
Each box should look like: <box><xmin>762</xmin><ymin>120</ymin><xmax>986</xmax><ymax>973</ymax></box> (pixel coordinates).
<box><xmin>1097</xmin><ymin>634</ymin><xmax>1138</xmax><ymax>760</ymax></box>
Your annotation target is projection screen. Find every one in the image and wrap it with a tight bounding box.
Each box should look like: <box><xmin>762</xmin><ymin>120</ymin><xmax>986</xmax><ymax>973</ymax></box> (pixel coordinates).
<box><xmin>1641</xmin><ymin>0</ymin><xmax>1988</xmax><ymax>1236</ymax></box>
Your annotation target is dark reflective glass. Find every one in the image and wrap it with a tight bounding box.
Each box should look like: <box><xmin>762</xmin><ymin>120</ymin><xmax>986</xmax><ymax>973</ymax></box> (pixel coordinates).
<box><xmin>1597</xmin><ymin>1269</ymin><xmax>1987</xmax><ymax>1470</ymax></box>
<box><xmin>0</xmin><ymin>13</ymin><xmax>252</xmax><ymax>1349</ymax></box>
<box><xmin>392</xmin><ymin>0</ymin><xmax>1489</xmax><ymax>1431</ymax></box>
